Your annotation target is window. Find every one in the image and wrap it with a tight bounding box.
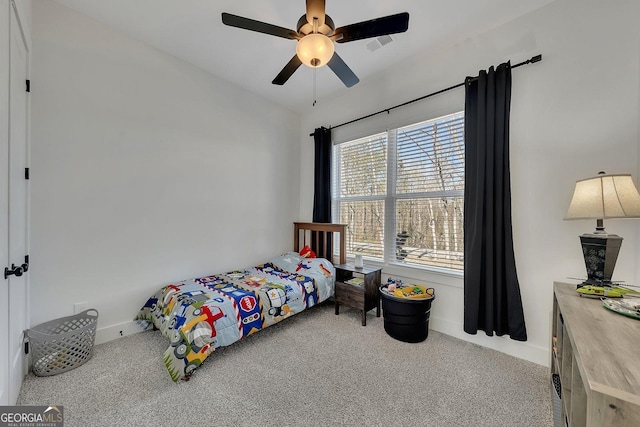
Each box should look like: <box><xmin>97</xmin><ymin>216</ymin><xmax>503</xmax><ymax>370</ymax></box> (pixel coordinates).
<box><xmin>332</xmin><ymin>112</ymin><xmax>465</xmax><ymax>272</ymax></box>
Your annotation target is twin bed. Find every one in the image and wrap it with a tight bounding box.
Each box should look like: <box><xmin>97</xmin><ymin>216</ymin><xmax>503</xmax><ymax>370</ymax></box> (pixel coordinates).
<box><xmin>135</xmin><ymin>222</ymin><xmax>346</xmax><ymax>381</ymax></box>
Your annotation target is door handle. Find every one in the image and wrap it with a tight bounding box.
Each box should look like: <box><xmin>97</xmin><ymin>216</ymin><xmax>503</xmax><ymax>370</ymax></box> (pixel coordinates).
<box><xmin>4</xmin><ymin>264</ymin><xmax>24</xmax><ymax>279</ymax></box>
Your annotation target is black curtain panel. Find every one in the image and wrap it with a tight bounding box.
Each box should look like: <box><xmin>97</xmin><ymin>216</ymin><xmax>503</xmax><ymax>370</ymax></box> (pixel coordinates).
<box><xmin>312</xmin><ymin>127</ymin><xmax>332</xmax><ymax>255</ymax></box>
<box><xmin>463</xmin><ymin>62</ymin><xmax>527</xmax><ymax>341</ymax></box>
<box><xmin>312</xmin><ymin>127</ymin><xmax>332</xmax><ymax>223</ymax></box>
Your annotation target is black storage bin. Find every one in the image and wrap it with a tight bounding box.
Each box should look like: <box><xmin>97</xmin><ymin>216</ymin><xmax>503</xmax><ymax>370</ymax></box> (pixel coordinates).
<box><xmin>380</xmin><ymin>285</ymin><xmax>435</xmax><ymax>343</ymax></box>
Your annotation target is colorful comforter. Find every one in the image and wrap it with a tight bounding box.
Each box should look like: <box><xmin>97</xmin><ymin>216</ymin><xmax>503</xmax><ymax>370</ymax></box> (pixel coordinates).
<box><xmin>135</xmin><ymin>252</ymin><xmax>335</xmax><ymax>381</ymax></box>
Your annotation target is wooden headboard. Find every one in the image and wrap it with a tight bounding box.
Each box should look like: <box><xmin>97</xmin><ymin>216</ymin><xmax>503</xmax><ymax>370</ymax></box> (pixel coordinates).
<box><xmin>294</xmin><ymin>222</ymin><xmax>346</xmax><ymax>265</ymax></box>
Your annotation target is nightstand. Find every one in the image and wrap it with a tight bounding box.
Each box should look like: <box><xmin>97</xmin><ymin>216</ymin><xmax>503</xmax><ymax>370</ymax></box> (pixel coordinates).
<box><xmin>334</xmin><ymin>263</ymin><xmax>382</xmax><ymax>326</ymax></box>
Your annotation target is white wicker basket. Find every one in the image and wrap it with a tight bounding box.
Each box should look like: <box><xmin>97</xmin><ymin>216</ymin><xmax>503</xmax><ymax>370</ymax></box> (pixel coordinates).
<box><xmin>26</xmin><ymin>309</ymin><xmax>98</xmax><ymax>376</ymax></box>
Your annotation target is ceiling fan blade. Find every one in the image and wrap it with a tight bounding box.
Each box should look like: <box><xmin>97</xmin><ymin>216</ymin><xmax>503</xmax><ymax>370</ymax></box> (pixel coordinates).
<box><xmin>334</xmin><ymin>12</ymin><xmax>409</xmax><ymax>43</ymax></box>
<box><xmin>222</xmin><ymin>13</ymin><xmax>299</xmax><ymax>40</ymax></box>
<box><xmin>306</xmin><ymin>0</ymin><xmax>326</xmax><ymax>27</ymax></box>
<box><xmin>327</xmin><ymin>53</ymin><xmax>359</xmax><ymax>88</ymax></box>
<box><xmin>272</xmin><ymin>55</ymin><xmax>303</xmax><ymax>85</ymax></box>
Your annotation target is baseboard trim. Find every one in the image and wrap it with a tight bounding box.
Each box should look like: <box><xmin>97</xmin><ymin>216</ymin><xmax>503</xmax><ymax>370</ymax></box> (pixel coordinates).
<box><xmin>430</xmin><ymin>316</ymin><xmax>550</xmax><ymax>367</ymax></box>
<box><xmin>96</xmin><ymin>314</ymin><xmax>550</xmax><ymax>367</ymax></box>
<box><xmin>95</xmin><ymin>320</ymin><xmax>145</xmax><ymax>345</ymax></box>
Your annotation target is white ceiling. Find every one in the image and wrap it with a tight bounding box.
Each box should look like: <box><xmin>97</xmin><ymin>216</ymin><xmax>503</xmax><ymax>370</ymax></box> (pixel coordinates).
<box><xmin>53</xmin><ymin>0</ymin><xmax>554</xmax><ymax>114</ymax></box>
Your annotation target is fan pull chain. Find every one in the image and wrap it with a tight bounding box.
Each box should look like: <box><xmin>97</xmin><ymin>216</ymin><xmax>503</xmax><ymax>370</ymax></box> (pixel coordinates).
<box><xmin>313</xmin><ymin>66</ymin><xmax>317</xmax><ymax>106</ymax></box>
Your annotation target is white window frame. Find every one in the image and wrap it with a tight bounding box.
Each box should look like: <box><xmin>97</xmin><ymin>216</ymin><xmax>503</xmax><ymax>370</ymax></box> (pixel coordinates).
<box><xmin>332</xmin><ymin>112</ymin><xmax>464</xmax><ymax>277</ymax></box>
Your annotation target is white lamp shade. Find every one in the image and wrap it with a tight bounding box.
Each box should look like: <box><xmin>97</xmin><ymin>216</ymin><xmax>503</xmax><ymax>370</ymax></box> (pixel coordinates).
<box><xmin>565</xmin><ymin>173</ymin><xmax>640</xmax><ymax>219</ymax></box>
<box><xmin>296</xmin><ymin>33</ymin><xmax>335</xmax><ymax>68</ymax></box>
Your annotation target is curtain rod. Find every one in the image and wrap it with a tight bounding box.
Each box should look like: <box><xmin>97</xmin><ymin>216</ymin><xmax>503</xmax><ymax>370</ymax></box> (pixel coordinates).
<box><xmin>309</xmin><ymin>54</ymin><xmax>542</xmax><ymax>136</ymax></box>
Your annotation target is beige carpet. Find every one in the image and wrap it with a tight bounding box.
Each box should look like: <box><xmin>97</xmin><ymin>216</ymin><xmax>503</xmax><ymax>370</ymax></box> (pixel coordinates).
<box><xmin>18</xmin><ymin>302</ymin><xmax>553</xmax><ymax>426</ymax></box>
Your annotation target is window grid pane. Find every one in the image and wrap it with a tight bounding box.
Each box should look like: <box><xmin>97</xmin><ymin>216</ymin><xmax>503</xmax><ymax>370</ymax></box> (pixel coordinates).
<box><xmin>396</xmin><ymin>113</ymin><xmax>465</xmax><ymax>194</ymax></box>
<box><xmin>395</xmin><ymin>197</ymin><xmax>464</xmax><ymax>270</ymax></box>
<box><xmin>339</xmin><ymin>200</ymin><xmax>385</xmax><ymax>260</ymax></box>
<box><xmin>338</xmin><ymin>134</ymin><xmax>387</xmax><ymax>198</ymax></box>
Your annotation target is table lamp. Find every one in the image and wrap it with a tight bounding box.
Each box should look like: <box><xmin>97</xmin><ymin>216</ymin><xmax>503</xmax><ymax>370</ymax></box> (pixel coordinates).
<box><xmin>564</xmin><ymin>172</ymin><xmax>640</xmax><ymax>286</ymax></box>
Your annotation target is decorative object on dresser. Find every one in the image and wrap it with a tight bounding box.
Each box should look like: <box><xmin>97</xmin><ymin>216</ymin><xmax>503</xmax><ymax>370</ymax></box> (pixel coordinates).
<box><xmin>601</xmin><ymin>296</ymin><xmax>640</xmax><ymax>320</ymax></box>
<box><xmin>551</xmin><ymin>282</ymin><xmax>640</xmax><ymax>426</ymax></box>
<box><xmin>334</xmin><ymin>263</ymin><xmax>381</xmax><ymax>326</ymax></box>
<box><xmin>564</xmin><ymin>172</ymin><xmax>640</xmax><ymax>287</ymax></box>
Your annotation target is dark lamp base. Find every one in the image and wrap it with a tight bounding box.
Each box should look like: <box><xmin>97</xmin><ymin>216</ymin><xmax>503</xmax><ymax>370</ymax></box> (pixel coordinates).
<box><xmin>578</xmin><ymin>233</ymin><xmax>622</xmax><ymax>288</ymax></box>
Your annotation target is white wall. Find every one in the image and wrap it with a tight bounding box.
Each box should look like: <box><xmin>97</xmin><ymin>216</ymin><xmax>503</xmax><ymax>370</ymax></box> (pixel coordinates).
<box><xmin>300</xmin><ymin>0</ymin><xmax>640</xmax><ymax>366</ymax></box>
<box><xmin>29</xmin><ymin>0</ymin><xmax>640</xmax><ymax>365</ymax></box>
<box><xmin>30</xmin><ymin>1</ymin><xmax>301</xmax><ymax>342</ymax></box>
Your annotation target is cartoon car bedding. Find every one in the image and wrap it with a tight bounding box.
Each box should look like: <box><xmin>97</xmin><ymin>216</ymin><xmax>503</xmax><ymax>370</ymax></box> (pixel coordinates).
<box><xmin>135</xmin><ymin>252</ymin><xmax>335</xmax><ymax>382</ymax></box>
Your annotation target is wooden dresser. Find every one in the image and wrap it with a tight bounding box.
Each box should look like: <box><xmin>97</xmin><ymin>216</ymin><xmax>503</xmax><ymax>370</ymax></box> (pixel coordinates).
<box><xmin>551</xmin><ymin>282</ymin><xmax>640</xmax><ymax>426</ymax></box>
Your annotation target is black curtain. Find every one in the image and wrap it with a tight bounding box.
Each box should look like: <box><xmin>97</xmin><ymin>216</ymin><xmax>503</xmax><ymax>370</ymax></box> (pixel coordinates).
<box><xmin>312</xmin><ymin>127</ymin><xmax>332</xmax><ymax>255</ymax></box>
<box><xmin>463</xmin><ymin>62</ymin><xmax>527</xmax><ymax>341</ymax></box>
<box><xmin>312</xmin><ymin>127</ymin><xmax>332</xmax><ymax>222</ymax></box>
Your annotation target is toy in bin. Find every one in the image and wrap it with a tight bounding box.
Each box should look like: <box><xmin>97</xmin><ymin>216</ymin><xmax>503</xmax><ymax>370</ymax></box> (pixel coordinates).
<box><xmin>386</xmin><ymin>278</ymin><xmax>434</xmax><ymax>299</ymax></box>
<box><xmin>394</xmin><ymin>285</ymin><xmax>433</xmax><ymax>299</ymax></box>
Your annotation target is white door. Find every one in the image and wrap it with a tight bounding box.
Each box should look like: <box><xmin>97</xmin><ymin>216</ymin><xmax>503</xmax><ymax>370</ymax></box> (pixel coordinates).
<box><xmin>0</xmin><ymin>0</ymin><xmax>10</xmax><ymax>407</ymax></box>
<box><xmin>7</xmin><ymin>1</ymin><xmax>28</xmax><ymax>405</ymax></box>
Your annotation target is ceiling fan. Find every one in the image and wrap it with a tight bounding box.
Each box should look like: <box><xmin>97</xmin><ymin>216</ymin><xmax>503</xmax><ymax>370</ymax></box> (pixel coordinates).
<box><xmin>221</xmin><ymin>0</ymin><xmax>409</xmax><ymax>87</ymax></box>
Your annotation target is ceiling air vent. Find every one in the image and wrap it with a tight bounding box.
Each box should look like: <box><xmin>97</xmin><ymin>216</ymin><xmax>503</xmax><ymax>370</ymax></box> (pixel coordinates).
<box><xmin>378</xmin><ymin>35</ymin><xmax>393</xmax><ymax>46</ymax></box>
<box><xmin>366</xmin><ymin>35</ymin><xmax>394</xmax><ymax>52</ymax></box>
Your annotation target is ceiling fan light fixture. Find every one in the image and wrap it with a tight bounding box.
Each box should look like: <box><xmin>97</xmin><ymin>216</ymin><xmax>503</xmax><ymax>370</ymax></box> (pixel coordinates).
<box><xmin>222</xmin><ymin>5</ymin><xmax>410</xmax><ymax>86</ymax></box>
<box><xmin>296</xmin><ymin>33</ymin><xmax>334</xmax><ymax>68</ymax></box>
